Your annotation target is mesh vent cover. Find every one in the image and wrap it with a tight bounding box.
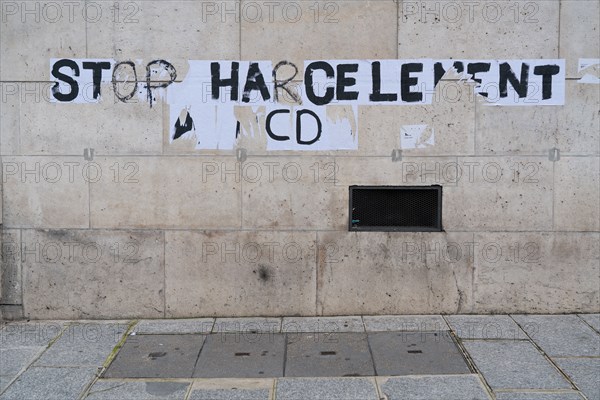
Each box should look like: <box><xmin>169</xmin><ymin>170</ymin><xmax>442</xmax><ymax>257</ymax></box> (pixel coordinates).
<box><xmin>349</xmin><ymin>186</ymin><xmax>442</xmax><ymax>231</ymax></box>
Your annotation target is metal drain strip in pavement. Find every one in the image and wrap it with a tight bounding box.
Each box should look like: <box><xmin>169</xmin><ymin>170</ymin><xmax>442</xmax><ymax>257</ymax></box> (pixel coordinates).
<box><xmin>103</xmin><ymin>331</ymin><xmax>471</xmax><ymax>379</ymax></box>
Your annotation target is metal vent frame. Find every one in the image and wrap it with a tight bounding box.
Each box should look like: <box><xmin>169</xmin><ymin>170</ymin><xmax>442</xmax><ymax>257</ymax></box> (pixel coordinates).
<box><xmin>349</xmin><ymin>185</ymin><xmax>443</xmax><ymax>232</ymax></box>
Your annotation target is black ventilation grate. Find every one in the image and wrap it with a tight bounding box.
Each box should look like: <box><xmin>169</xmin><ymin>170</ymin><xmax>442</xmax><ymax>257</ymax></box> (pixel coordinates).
<box><xmin>349</xmin><ymin>186</ymin><xmax>442</xmax><ymax>232</ymax></box>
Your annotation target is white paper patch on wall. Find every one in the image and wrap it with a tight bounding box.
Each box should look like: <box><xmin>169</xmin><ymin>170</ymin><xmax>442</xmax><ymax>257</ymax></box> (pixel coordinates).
<box><xmin>435</xmin><ymin>59</ymin><xmax>567</xmax><ymax>106</ymax></box>
<box><xmin>49</xmin><ymin>57</ymin><xmax>570</xmax><ymax>151</ymax></box>
<box><xmin>265</xmin><ymin>104</ymin><xmax>358</xmax><ymax>151</ymax></box>
<box><xmin>578</xmin><ymin>59</ymin><xmax>600</xmax><ymax>84</ymax></box>
<box><xmin>401</xmin><ymin>125</ymin><xmax>434</xmax><ymax>149</ymax></box>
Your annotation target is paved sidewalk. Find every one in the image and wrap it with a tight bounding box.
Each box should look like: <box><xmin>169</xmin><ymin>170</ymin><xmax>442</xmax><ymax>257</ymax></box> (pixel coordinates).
<box><xmin>0</xmin><ymin>314</ymin><xmax>598</xmax><ymax>400</ymax></box>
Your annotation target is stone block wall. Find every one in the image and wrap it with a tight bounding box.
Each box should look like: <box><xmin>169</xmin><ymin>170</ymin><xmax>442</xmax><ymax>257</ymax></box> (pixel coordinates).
<box><xmin>0</xmin><ymin>0</ymin><xmax>598</xmax><ymax>319</ymax></box>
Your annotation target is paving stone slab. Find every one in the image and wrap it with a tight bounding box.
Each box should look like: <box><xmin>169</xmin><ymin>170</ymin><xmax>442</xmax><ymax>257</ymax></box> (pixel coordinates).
<box><xmin>578</xmin><ymin>314</ymin><xmax>600</xmax><ymax>332</ymax></box>
<box><xmin>512</xmin><ymin>315</ymin><xmax>600</xmax><ymax>357</ymax></box>
<box><xmin>0</xmin><ymin>366</ymin><xmax>97</xmax><ymax>400</ymax></box>
<box><xmin>363</xmin><ymin>316</ymin><xmax>448</xmax><ymax>332</ymax></box>
<box><xmin>379</xmin><ymin>375</ymin><xmax>491</xmax><ymax>400</ymax></box>
<box><xmin>0</xmin><ymin>321</ymin><xmax>66</xmax><ymax>348</ymax></box>
<box><xmin>462</xmin><ymin>340</ymin><xmax>571</xmax><ymax>390</ymax></box>
<box><xmin>35</xmin><ymin>323</ymin><xmax>129</xmax><ymax>367</ymax></box>
<box><xmin>189</xmin><ymin>388</ymin><xmax>270</xmax><ymax>400</ymax></box>
<box><xmin>189</xmin><ymin>379</ymin><xmax>274</xmax><ymax>398</ymax></box>
<box><xmin>103</xmin><ymin>334</ymin><xmax>205</xmax><ymax>378</ymax></box>
<box><xmin>133</xmin><ymin>319</ymin><xmax>215</xmax><ymax>335</ymax></box>
<box><xmin>368</xmin><ymin>331</ymin><xmax>470</xmax><ymax>376</ymax></box>
<box><xmin>282</xmin><ymin>317</ymin><xmax>364</xmax><ymax>333</ymax></box>
<box><xmin>285</xmin><ymin>333</ymin><xmax>375</xmax><ymax>377</ymax></box>
<box><xmin>0</xmin><ymin>376</ymin><xmax>12</xmax><ymax>394</ymax></box>
<box><xmin>554</xmin><ymin>357</ymin><xmax>600</xmax><ymax>400</ymax></box>
<box><xmin>213</xmin><ymin>318</ymin><xmax>282</xmax><ymax>333</ymax></box>
<box><xmin>275</xmin><ymin>377</ymin><xmax>379</xmax><ymax>400</ymax></box>
<box><xmin>446</xmin><ymin>315</ymin><xmax>528</xmax><ymax>340</ymax></box>
<box><xmin>194</xmin><ymin>333</ymin><xmax>285</xmax><ymax>378</ymax></box>
<box><xmin>495</xmin><ymin>392</ymin><xmax>585</xmax><ymax>400</ymax></box>
<box><xmin>86</xmin><ymin>380</ymin><xmax>190</xmax><ymax>399</ymax></box>
<box><xmin>0</xmin><ymin>346</ymin><xmax>45</xmax><ymax>376</ymax></box>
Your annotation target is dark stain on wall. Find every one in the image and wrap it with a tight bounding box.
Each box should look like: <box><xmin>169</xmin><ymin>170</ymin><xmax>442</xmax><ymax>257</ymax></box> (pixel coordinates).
<box><xmin>254</xmin><ymin>264</ymin><xmax>272</xmax><ymax>282</ymax></box>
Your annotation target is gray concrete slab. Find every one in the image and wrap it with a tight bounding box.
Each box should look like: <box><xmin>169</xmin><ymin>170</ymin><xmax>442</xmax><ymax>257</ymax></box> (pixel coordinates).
<box><xmin>133</xmin><ymin>319</ymin><xmax>214</xmax><ymax>335</ymax></box>
<box><xmin>0</xmin><ymin>375</ymin><xmax>15</xmax><ymax>394</ymax></box>
<box><xmin>512</xmin><ymin>315</ymin><xmax>600</xmax><ymax>357</ymax></box>
<box><xmin>495</xmin><ymin>392</ymin><xmax>585</xmax><ymax>400</ymax></box>
<box><xmin>0</xmin><ymin>366</ymin><xmax>97</xmax><ymax>400</ymax></box>
<box><xmin>378</xmin><ymin>375</ymin><xmax>492</xmax><ymax>400</ymax></box>
<box><xmin>446</xmin><ymin>315</ymin><xmax>528</xmax><ymax>340</ymax></box>
<box><xmin>103</xmin><ymin>334</ymin><xmax>205</xmax><ymax>378</ymax></box>
<box><xmin>213</xmin><ymin>318</ymin><xmax>282</xmax><ymax>333</ymax></box>
<box><xmin>368</xmin><ymin>331</ymin><xmax>471</xmax><ymax>376</ymax></box>
<box><xmin>34</xmin><ymin>323</ymin><xmax>129</xmax><ymax>367</ymax></box>
<box><xmin>86</xmin><ymin>380</ymin><xmax>190</xmax><ymax>399</ymax></box>
<box><xmin>189</xmin><ymin>379</ymin><xmax>274</xmax><ymax>398</ymax></box>
<box><xmin>554</xmin><ymin>357</ymin><xmax>600</xmax><ymax>400</ymax></box>
<box><xmin>194</xmin><ymin>333</ymin><xmax>285</xmax><ymax>378</ymax></box>
<box><xmin>285</xmin><ymin>333</ymin><xmax>375</xmax><ymax>377</ymax></box>
<box><xmin>0</xmin><ymin>321</ymin><xmax>65</xmax><ymax>348</ymax></box>
<box><xmin>282</xmin><ymin>317</ymin><xmax>365</xmax><ymax>333</ymax></box>
<box><xmin>189</xmin><ymin>388</ymin><xmax>270</xmax><ymax>400</ymax></box>
<box><xmin>462</xmin><ymin>340</ymin><xmax>571</xmax><ymax>390</ymax></box>
<box><xmin>578</xmin><ymin>313</ymin><xmax>600</xmax><ymax>332</ymax></box>
<box><xmin>0</xmin><ymin>346</ymin><xmax>44</xmax><ymax>376</ymax></box>
<box><xmin>275</xmin><ymin>377</ymin><xmax>379</xmax><ymax>400</ymax></box>
<box><xmin>363</xmin><ymin>315</ymin><xmax>448</xmax><ymax>332</ymax></box>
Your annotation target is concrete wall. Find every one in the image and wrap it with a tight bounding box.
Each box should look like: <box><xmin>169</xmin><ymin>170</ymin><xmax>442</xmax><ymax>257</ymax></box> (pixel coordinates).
<box><xmin>1</xmin><ymin>0</ymin><xmax>598</xmax><ymax>319</ymax></box>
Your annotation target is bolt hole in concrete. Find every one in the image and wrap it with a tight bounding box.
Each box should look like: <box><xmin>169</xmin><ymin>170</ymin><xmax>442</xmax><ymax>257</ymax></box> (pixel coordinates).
<box><xmin>103</xmin><ymin>331</ymin><xmax>471</xmax><ymax>378</ymax></box>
